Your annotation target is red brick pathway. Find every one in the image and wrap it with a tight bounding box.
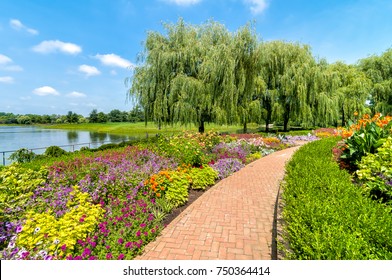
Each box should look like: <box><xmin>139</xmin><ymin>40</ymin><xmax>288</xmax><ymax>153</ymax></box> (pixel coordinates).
<box><xmin>136</xmin><ymin>144</ymin><xmax>303</xmax><ymax>260</ymax></box>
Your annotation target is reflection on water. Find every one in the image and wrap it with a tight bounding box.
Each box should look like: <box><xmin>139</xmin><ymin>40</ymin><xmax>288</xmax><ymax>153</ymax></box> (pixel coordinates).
<box><xmin>89</xmin><ymin>131</ymin><xmax>108</xmax><ymax>143</ymax></box>
<box><xmin>67</xmin><ymin>131</ymin><xmax>79</xmax><ymax>143</ymax></box>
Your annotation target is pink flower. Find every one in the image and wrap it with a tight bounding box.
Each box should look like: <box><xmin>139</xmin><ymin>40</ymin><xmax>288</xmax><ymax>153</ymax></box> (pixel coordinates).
<box><xmin>136</xmin><ymin>231</ymin><xmax>141</xmax><ymax>237</ymax></box>
<box><xmin>118</xmin><ymin>254</ymin><xmax>125</xmax><ymax>260</ymax></box>
<box><xmin>140</xmin><ymin>223</ymin><xmax>146</xmax><ymax>228</ymax></box>
<box><xmin>60</xmin><ymin>244</ymin><xmax>67</xmax><ymax>251</ymax></box>
<box><xmin>118</xmin><ymin>238</ymin><xmax>124</xmax><ymax>244</ymax></box>
<box><xmin>106</xmin><ymin>253</ymin><xmax>113</xmax><ymax>260</ymax></box>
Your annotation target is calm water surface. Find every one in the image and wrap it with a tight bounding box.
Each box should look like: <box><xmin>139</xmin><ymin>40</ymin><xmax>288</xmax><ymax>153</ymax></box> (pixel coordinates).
<box><xmin>0</xmin><ymin>126</ymin><xmax>138</xmax><ymax>165</ymax></box>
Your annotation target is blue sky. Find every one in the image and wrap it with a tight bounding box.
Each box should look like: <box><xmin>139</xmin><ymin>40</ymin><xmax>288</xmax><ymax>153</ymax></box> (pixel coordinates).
<box><xmin>0</xmin><ymin>0</ymin><xmax>391</xmax><ymax>116</ymax></box>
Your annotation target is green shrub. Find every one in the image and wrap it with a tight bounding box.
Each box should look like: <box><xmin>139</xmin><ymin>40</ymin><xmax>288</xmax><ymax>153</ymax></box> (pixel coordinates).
<box><xmin>8</xmin><ymin>148</ymin><xmax>36</xmax><ymax>163</ymax></box>
<box><xmin>44</xmin><ymin>146</ymin><xmax>67</xmax><ymax>157</ymax></box>
<box><xmin>188</xmin><ymin>165</ymin><xmax>218</xmax><ymax>190</ymax></box>
<box><xmin>245</xmin><ymin>152</ymin><xmax>261</xmax><ymax>164</ymax></box>
<box><xmin>0</xmin><ymin>165</ymin><xmax>48</xmax><ymax>221</ymax></box>
<box><xmin>281</xmin><ymin>137</ymin><xmax>392</xmax><ymax>259</ymax></box>
<box><xmin>164</xmin><ymin>170</ymin><xmax>189</xmax><ymax>208</ymax></box>
<box><xmin>340</xmin><ymin>118</ymin><xmax>392</xmax><ymax>167</ymax></box>
<box><xmin>357</xmin><ymin>136</ymin><xmax>392</xmax><ymax>203</ymax></box>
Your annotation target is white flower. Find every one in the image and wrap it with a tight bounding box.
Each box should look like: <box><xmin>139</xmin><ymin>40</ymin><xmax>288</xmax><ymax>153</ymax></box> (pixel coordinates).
<box><xmin>38</xmin><ymin>250</ymin><xmax>48</xmax><ymax>257</ymax></box>
<box><xmin>53</xmin><ymin>239</ymin><xmax>60</xmax><ymax>245</ymax></box>
<box><xmin>7</xmin><ymin>242</ymin><xmax>15</xmax><ymax>249</ymax></box>
<box><xmin>34</xmin><ymin>227</ymin><xmax>40</xmax><ymax>234</ymax></box>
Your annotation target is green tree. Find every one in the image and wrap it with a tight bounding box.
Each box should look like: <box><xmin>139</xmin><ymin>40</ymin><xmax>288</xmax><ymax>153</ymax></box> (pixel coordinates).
<box><xmin>97</xmin><ymin>112</ymin><xmax>108</xmax><ymax>123</ymax></box>
<box><xmin>66</xmin><ymin>111</ymin><xmax>79</xmax><ymax>123</ymax></box>
<box><xmin>89</xmin><ymin>109</ymin><xmax>99</xmax><ymax>123</ymax></box>
<box><xmin>358</xmin><ymin>48</ymin><xmax>392</xmax><ymax>115</ymax></box>
<box><xmin>232</xmin><ymin>24</ymin><xmax>261</xmax><ymax>133</ymax></box>
<box><xmin>330</xmin><ymin>62</ymin><xmax>371</xmax><ymax>126</ymax></box>
<box><xmin>260</xmin><ymin>41</ymin><xmax>316</xmax><ymax>131</ymax></box>
<box><xmin>128</xmin><ymin>18</ymin><xmax>239</xmax><ymax>133</ymax></box>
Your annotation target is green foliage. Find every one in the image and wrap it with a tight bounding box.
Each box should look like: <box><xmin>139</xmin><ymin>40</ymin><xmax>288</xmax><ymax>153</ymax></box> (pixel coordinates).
<box><xmin>155</xmin><ymin>197</ymin><xmax>174</xmax><ymax>214</ymax></box>
<box><xmin>188</xmin><ymin>165</ymin><xmax>218</xmax><ymax>190</ymax></box>
<box><xmin>44</xmin><ymin>146</ymin><xmax>68</xmax><ymax>157</ymax></box>
<box><xmin>245</xmin><ymin>152</ymin><xmax>261</xmax><ymax>164</ymax></box>
<box><xmin>16</xmin><ymin>186</ymin><xmax>105</xmax><ymax>259</ymax></box>
<box><xmin>0</xmin><ymin>165</ymin><xmax>48</xmax><ymax>221</ymax></box>
<box><xmin>341</xmin><ymin>120</ymin><xmax>392</xmax><ymax>166</ymax></box>
<box><xmin>281</xmin><ymin>137</ymin><xmax>392</xmax><ymax>259</ymax></box>
<box><xmin>357</xmin><ymin>137</ymin><xmax>392</xmax><ymax>202</ymax></box>
<box><xmin>164</xmin><ymin>170</ymin><xmax>189</xmax><ymax>208</ymax></box>
<box><xmin>8</xmin><ymin>148</ymin><xmax>36</xmax><ymax>163</ymax></box>
<box><xmin>154</xmin><ymin>134</ymin><xmax>210</xmax><ymax>166</ymax></box>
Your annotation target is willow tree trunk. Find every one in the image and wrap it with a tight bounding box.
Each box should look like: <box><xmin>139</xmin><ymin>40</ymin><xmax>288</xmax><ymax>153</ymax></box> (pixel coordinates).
<box><xmin>341</xmin><ymin>106</ymin><xmax>345</xmax><ymax>127</ymax></box>
<box><xmin>198</xmin><ymin>120</ymin><xmax>205</xmax><ymax>133</ymax></box>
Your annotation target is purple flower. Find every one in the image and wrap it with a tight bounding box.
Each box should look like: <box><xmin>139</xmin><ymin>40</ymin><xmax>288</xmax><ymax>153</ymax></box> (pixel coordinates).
<box><xmin>44</xmin><ymin>255</ymin><xmax>53</xmax><ymax>260</ymax></box>
<box><xmin>16</xmin><ymin>225</ymin><xmax>23</xmax><ymax>233</ymax></box>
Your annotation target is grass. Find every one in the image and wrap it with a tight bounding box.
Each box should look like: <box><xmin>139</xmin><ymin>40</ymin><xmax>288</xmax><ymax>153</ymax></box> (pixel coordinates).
<box><xmin>38</xmin><ymin>122</ymin><xmax>262</xmax><ymax>136</ymax></box>
<box><xmin>280</xmin><ymin>137</ymin><xmax>392</xmax><ymax>260</ymax></box>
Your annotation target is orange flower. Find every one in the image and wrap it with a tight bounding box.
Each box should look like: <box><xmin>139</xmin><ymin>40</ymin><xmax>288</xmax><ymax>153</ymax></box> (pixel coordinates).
<box><xmin>354</xmin><ymin>111</ymin><xmax>358</xmax><ymax>116</ymax></box>
<box><xmin>156</xmin><ymin>193</ymin><xmax>161</xmax><ymax>198</ymax></box>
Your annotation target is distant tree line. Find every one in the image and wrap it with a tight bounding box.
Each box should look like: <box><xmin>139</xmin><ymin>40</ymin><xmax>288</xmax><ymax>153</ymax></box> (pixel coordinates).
<box><xmin>0</xmin><ymin>105</ymin><xmax>144</xmax><ymax>125</ymax></box>
<box><xmin>128</xmin><ymin>18</ymin><xmax>392</xmax><ymax>132</ymax></box>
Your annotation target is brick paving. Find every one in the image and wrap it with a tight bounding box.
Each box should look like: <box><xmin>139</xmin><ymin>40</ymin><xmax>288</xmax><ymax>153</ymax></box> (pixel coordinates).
<box><xmin>136</xmin><ymin>144</ymin><xmax>304</xmax><ymax>260</ymax></box>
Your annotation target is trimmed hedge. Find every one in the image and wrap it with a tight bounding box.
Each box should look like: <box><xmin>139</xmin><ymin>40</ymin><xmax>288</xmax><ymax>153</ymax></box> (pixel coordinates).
<box><xmin>280</xmin><ymin>137</ymin><xmax>392</xmax><ymax>259</ymax></box>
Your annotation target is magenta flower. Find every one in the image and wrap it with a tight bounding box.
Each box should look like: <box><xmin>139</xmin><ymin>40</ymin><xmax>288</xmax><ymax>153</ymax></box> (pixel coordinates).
<box><xmin>140</xmin><ymin>223</ymin><xmax>146</xmax><ymax>228</ymax></box>
<box><xmin>60</xmin><ymin>244</ymin><xmax>67</xmax><ymax>251</ymax></box>
<box><xmin>118</xmin><ymin>254</ymin><xmax>125</xmax><ymax>260</ymax></box>
<box><xmin>82</xmin><ymin>248</ymin><xmax>91</xmax><ymax>258</ymax></box>
<box><xmin>118</xmin><ymin>238</ymin><xmax>124</xmax><ymax>244</ymax></box>
<box><xmin>106</xmin><ymin>253</ymin><xmax>113</xmax><ymax>260</ymax></box>
<box><xmin>125</xmin><ymin>242</ymin><xmax>133</xmax><ymax>249</ymax></box>
<box><xmin>136</xmin><ymin>230</ymin><xmax>141</xmax><ymax>237</ymax></box>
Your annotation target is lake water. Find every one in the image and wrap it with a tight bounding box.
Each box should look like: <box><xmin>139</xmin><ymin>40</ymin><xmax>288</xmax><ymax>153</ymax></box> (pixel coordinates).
<box><xmin>0</xmin><ymin>126</ymin><xmax>139</xmax><ymax>165</ymax></box>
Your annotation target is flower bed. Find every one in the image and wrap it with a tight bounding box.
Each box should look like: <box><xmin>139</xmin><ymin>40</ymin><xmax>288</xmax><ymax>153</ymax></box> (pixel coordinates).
<box><xmin>1</xmin><ymin>131</ymin><xmax>298</xmax><ymax>260</ymax></box>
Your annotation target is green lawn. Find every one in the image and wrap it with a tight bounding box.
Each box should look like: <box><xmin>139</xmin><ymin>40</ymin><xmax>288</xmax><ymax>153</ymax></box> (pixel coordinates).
<box><xmin>38</xmin><ymin>122</ymin><xmax>263</xmax><ymax>136</ymax></box>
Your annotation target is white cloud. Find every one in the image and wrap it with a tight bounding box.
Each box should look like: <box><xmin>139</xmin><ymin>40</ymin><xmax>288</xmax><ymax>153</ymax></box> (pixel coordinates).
<box><xmin>33</xmin><ymin>86</ymin><xmax>60</xmax><ymax>96</ymax></box>
<box><xmin>10</xmin><ymin>19</ymin><xmax>38</xmax><ymax>35</ymax></box>
<box><xmin>163</xmin><ymin>0</ymin><xmax>202</xmax><ymax>5</ymax></box>
<box><xmin>4</xmin><ymin>65</ymin><xmax>24</xmax><ymax>72</ymax></box>
<box><xmin>244</xmin><ymin>0</ymin><xmax>268</xmax><ymax>15</ymax></box>
<box><xmin>0</xmin><ymin>54</ymin><xmax>23</xmax><ymax>71</ymax></box>
<box><xmin>0</xmin><ymin>76</ymin><xmax>14</xmax><ymax>84</ymax></box>
<box><xmin>95</xmin><ymin>53</ymin><xmax>134</xmax><ymax>69</ymax></box>
<box><xmin>67</xmin><ymin>91</ymin><xmax>87</xmax><ymax>98</ymax></box>
<box><xmin>20</xmin><ymin>96</ymin><xmax>32</xmax><ymax>101</ymax></box>
<box><xmin>110</xmin><ymin>70</ymin><xmax>117</xmax><ymax>75</ymax></box>
<box><xmin>0</xmin><ymin>54</ymin><xmax>12</xmax><ymax>64</ymax></box>
<box><xmin>78</xmin><ymin>64</ymin><xmax>101</xmax><ymax>77</ymax></box>
<box><xmin>33</xmin><ymin>40</ymin><xmax>82</xmax><ymax>55</ymax></box>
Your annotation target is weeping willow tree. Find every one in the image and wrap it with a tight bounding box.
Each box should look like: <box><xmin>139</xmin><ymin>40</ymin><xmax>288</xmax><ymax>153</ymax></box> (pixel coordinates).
<box><xmin>128</xmin><ymin>18</ymin><xmax>240</xmax><ymax>133</ymax></box>
<box><xmin>308</xmin><ymin>59</ymin><xmax>340</xmax><ymax>127</ymax></box>
<box><xmin>358</xmin><ymin>48</ymin><xmax>392</xmax><ymax>115</ymax></box>
<box><xmin>260</xmin><ymin>41</ymin><xmax>316</xmax><ymax>131</ymax></box>
<box><xmin>330</xmin><ymin>61</ymin><xmax>371</xmax><ymax>126</ymax></box>
<box><xmin>232</xmin><ymin>24</ymin><xmax>261</xmax><ymax>133</ymax></box>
